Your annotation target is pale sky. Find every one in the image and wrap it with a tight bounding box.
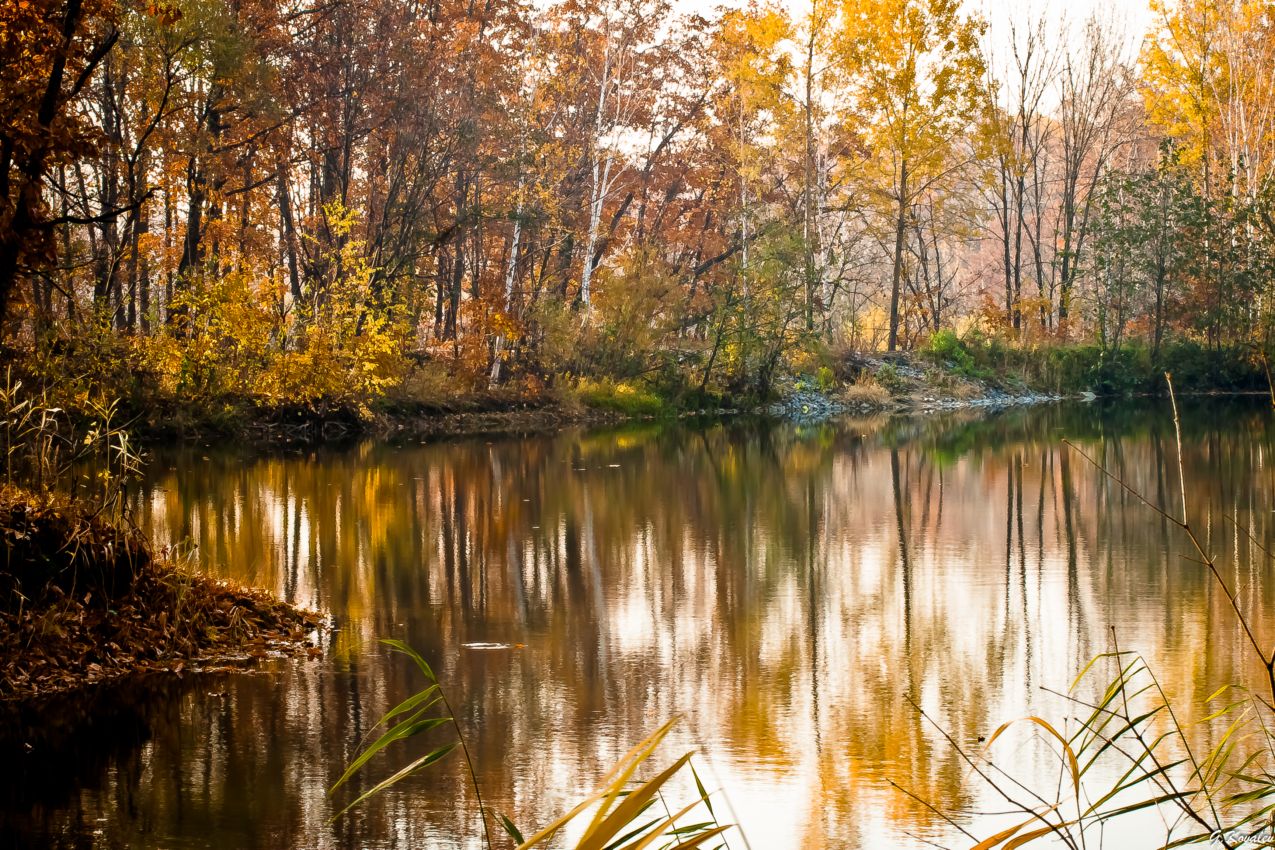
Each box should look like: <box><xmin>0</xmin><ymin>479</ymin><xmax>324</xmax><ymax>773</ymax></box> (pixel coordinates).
<box><xmin>674</xmin><ymin>0</ymin><xmax>1158</xmax><ymax>65</ymax></box>
<box><xmin>975</xmin><ymin>0</ymin><xmax>1155</xmax><ymax>62</ymax></box>
<box><xmin>664</xmin><ymin>0</ymin><xmax>1159</xmax><ymax>112</ymax></box>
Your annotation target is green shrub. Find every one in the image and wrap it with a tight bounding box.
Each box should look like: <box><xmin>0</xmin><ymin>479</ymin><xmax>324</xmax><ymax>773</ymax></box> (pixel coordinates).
<box><xmin>1159</xmin><ymin>341</ymin><xmax>1264</xmax><ymax>391</ymax></box>
<box><xmin>949</xmin><ymin>336</ymin><xmax>1266</xmax><ymax>396</ymax></box>
<box><xmin>1087</xmin><ymin>346</ymin><xmax>1151</xmax><ymax>395</ymax></box>
<box><xmin>922</xmin><ymin>330</ymin><xmax>986</xmax><ymax>379</ymax></box>
<box><xmin>875</xmin><ymin>362</ymin><xmax>906</xmax><ymax>393</ymax></box>
<box><xmin>573</xmin><ymin>378</ymin><xmax>666</xmax><ymax>416</ymax></box>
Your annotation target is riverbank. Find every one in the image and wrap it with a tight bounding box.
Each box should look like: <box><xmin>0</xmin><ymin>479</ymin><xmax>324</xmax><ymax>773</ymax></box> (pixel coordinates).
<box><xmin>132</xmin><ymin>351</ymin><xmax>1082</xmax><ymax>443</ymax></box>
<box><xmin>767</xmin><ymin>350</ymin><xmax>1069</xmax><ymax>419</ymax></box>
<box><xmin>353</xmin><ymin>367</ymin><xmax>1062</xmax><ymax>441</ymax></box>
<box><xmin>12</xmin><ymin>338</ymin><xmax>1268</xmax><ymax>445</ymax></box>
<box><xmin>0</xmin><ymin>487</ymin><xmax>322</xmax><ymax>701</ymax></box>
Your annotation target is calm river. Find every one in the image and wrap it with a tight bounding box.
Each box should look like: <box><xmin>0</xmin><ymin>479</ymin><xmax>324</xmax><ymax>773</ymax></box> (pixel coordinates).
<box><xmin>4</xmin><ymin>399</ymin><xmax>1274</xmax><ymax>848</ymax></box>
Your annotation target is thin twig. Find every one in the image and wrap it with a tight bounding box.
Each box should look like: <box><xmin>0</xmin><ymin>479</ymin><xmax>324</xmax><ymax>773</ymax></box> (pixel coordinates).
<box><xmin>904</xmin><ymin>694</ymin><xmax>1078</xmax><ymax>850</ymax></box>
<box><xmin>1165</xmin><ymin>373</ymin><xmax>1188</xmax><ymax>526</ymax></box>
<box><xmin>886</xmin><ymin>779</ymin><xmax>977</xmax><ymax>843</ymax></box>
<box><xmin>1063</xmin><ymin>438</ymin><xmax>1272</xmax><ymax>696</ymax></box>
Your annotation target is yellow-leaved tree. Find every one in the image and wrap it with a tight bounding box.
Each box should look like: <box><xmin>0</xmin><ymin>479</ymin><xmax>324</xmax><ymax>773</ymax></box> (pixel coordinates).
<box><xmin>833</xmin><ymin>0</ymin><xmax>985</xmax><ymax>350</ymax></box>
<box><xmin>1142</xmin><ymin>0</ymin><xmax>1275</xmax><ymax>203</ymax></box>
<box><xmin>699</xmin><ymin>4</ymin><xmax>800</xmax><ymax>391</ymax></box>
<box><xmin>264</xmin><ymin>201</ymin><xmax>409</xmax><ymax>415</ymax></box>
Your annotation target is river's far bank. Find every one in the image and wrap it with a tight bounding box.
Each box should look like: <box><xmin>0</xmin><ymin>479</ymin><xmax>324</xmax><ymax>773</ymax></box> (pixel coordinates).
<box><xmin>233</xmin><ymin>378</ymin><xmax>1065</xmax><ymax>445</ymax></box>
<box><xmin>275</xmin><ymin>343</ymin><xmax>1268</xmax><ymax>443</ymax></box>
<box><xmin>13</xmin><ymin>339</ymin><xmax>1270</xmax><ymax>447</ymax></box>
<box><xmin>96</xmin><ymin>353</ymin><xmax>1059</xmax><ymax>445</ymax></box>
<box><xmin>0</xmin><ymin>487</ymin><xmax>323</xmax><ymax>702</ymax></box>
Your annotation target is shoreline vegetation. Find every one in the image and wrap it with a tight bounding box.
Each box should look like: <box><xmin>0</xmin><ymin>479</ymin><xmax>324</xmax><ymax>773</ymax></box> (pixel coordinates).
<box><xmin>7</xmin><ymin>0</ymin><xmax>1275</xmax><ymax>463</ymax></box>
<box><xmin>14</xmin><ymin>334</ymin><xmax>1273</xmax><ymax>445</ymax></box>
<box><xmin>0</xmin><ymin>379</ymin><xmax>321</xmax><ymax>703</ymax></box>
<box><xmin>0</xmin><ymin>487</ymin><xmax>322</xmax><ymax>702</ymax></box>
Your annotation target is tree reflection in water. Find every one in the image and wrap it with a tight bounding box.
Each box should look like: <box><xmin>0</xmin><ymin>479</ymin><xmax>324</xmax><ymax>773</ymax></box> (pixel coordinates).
<box><xmin>4</xmin><ymin>398</ymin><xmax>1274</xmax><ymax>849</ymax></box>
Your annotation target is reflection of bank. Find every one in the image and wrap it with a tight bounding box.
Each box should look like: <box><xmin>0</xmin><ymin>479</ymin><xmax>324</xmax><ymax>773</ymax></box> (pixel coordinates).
<box><xmin>0</xmin><ymin>672</ymin><xmax>210</xmax><ymax>843</ymax></box>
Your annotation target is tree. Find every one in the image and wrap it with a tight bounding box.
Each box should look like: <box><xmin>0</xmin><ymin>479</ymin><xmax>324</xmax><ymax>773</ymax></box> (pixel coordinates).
<box><xmin>834</xmin><ymin>0</ymin><xmax>985</xmax><ymax>351</ymax></box>
<box><xmin>1054</xmin><ymin>16</ymin><xmax>1137</xmax><ymax>329</ymax></box>
<box><xmin>1143</xmin><ymin>0</ymin><xmax>1275</xmax><ymax>204</ymax></box>
<box><xmin>0</xmin><ymin>0</ymin><xmax>121</xmax><ymax>329</ymax></box>
<box><xmin>977</xmin><ymin>14</ymin><xmax>1056</xmax><ymax>334</ymax></box>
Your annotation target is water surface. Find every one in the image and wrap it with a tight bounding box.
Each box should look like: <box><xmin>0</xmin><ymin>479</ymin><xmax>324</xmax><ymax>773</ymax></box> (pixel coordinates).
<box><xmin>4</xmin><ymin>400</ymin><xmax>1274</xmax><ymax>849</ymax></box>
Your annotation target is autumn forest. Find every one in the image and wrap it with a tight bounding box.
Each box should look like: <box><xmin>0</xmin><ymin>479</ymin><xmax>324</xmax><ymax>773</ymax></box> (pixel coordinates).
<box><xmin>4</xmin><ymin>0</ymin><xmax>1275</xmax><ymax>424</ymax></box>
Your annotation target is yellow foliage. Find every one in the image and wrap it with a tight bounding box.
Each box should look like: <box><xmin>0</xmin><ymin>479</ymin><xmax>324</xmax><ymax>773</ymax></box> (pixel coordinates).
<box><xmin>256</xmin><ymin>206</ymin><xmax>408</xmax><ymax>413</ymax></box>
<box><xmin>131</xmin><ymin>203</ymin><xmax>409</xmax><ymax>417</ymax></box>
<box><xmin>1142</xmin><ymin>0</ymin><xmax>1275</xmax><ymax>196</ymax></box>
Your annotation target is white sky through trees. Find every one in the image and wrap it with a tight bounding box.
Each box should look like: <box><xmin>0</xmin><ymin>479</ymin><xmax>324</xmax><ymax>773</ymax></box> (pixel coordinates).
<box><xmin>683</xmin><ymin>0</ymin><xmax>1155</xmax><ymax>70</ymax></box>
<box><xmin>975</xmin><ymin>0</ymin><xmax>1153</xmax><ymax>67</ymax></box>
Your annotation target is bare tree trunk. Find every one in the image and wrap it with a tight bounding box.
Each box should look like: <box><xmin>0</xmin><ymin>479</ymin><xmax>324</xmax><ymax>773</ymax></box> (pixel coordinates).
<box><xmin>579</xmin><ymin>33</ymin><xmax>614</xmax><ymax>312</ymax></box>
<box><xmin>580</xmin><ymin>154</ymin><xmax>611</xmax><ymax>309</ymax></box>
<box><xmin>489</xmin><ymin>201</ymin><xmax>522</xmax><ymax>387</ymax></box>
<box><xmin>277</xmin><ymin>160</ymin><xmax>303</xmax><ymax>307</ymax></box>
<box><xmin>887</xmin><ymin>160</ymin><xmax>909</xmax><ymax>352</ymax></box>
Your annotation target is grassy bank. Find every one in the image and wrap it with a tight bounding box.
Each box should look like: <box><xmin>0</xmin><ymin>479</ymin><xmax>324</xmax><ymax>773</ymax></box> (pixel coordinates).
<box><xmin>0</xmin><ymin>487</ymin><xmax>322</xmax><ymax>700</ymax></box>
<box><xmin>8</xmin><ymin>331</ymin><xmax>749</xmax><ymax>442</ymax></box>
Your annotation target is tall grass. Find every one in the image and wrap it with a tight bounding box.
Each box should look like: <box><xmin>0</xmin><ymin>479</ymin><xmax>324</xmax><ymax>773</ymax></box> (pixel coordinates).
<box><xmin>330</xmin><ymin>639</ymin><xmax>733</xmax><ymax>850</ymax></box>
<box><xmin>1</xmin><ymin>368</ymin><xmax>143</xmax><ymax>512</ymax></box>
<box><xmin>1</xmin><ymin>370</ymin><xmax>151</xmax><ymax>642</ymax></box>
